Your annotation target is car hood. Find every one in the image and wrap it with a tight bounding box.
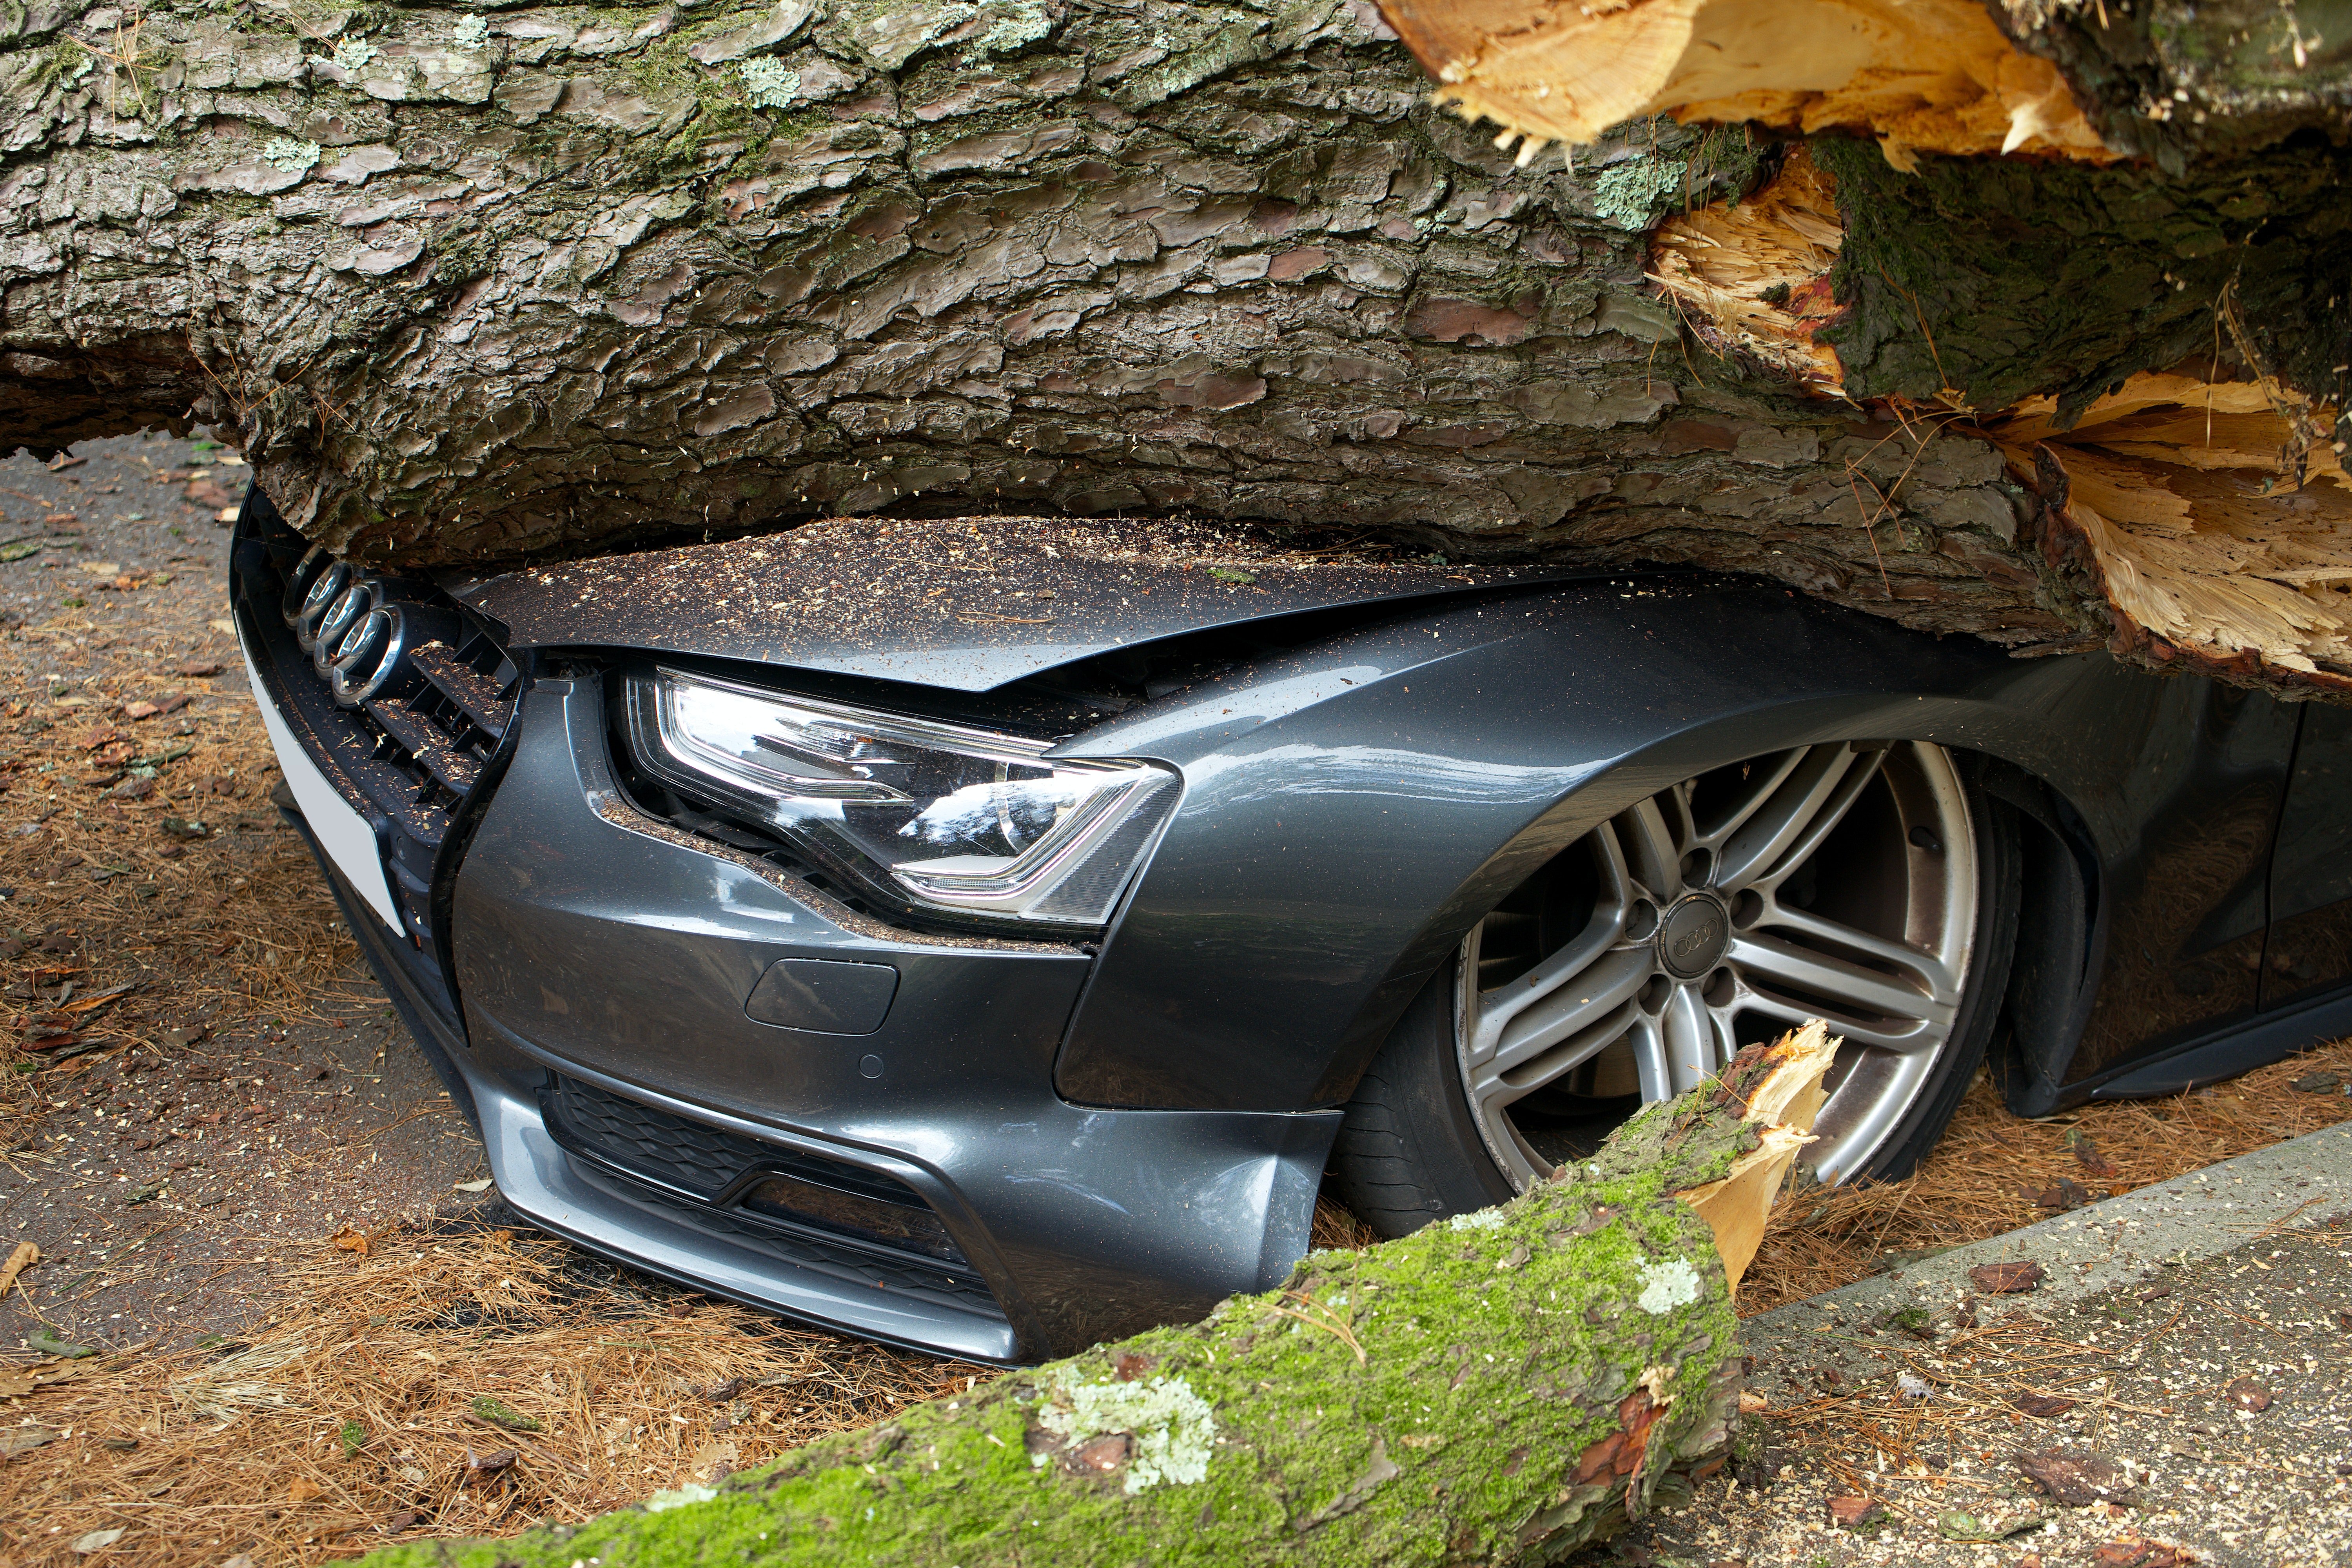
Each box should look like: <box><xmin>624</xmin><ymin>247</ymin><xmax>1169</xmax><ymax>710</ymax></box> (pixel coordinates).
<box><xmin>441</xmin><ymin>515</ymin><xmax>1567</xmax><ymax>691</ymax></box>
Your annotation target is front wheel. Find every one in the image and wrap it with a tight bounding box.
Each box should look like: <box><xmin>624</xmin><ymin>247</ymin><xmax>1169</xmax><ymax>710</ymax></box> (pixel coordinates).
<box><xmin>1329</xmin><ymin>740</ymin><xmax>2020</xmax><ymax>1238</ymax></box>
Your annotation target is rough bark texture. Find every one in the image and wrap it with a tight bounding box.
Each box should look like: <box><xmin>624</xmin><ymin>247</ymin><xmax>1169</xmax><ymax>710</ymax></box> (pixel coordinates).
<box><xmin>1994</xmin><ymin>0</ymin><xmax>2352</xmax><ymax>167</ymax></box>
<box><xmin>1814</xmin><ymin>132</ymin><xmax>2351</xmax><ymax>425</ymax></box>
<box><xmin>356</xmin><ymin>1034</ymin><xmax>1826</xmax><ymax>1568</ymax></box>
<box><xmin>0</xmin><ymin>0</ymin><xmax>2347</xmax><ymax>692</ymax></box>
<box><xmin>1</xmin><ymin>0</ymin><xmax>1787</xmax><ymax>562</ymax></box>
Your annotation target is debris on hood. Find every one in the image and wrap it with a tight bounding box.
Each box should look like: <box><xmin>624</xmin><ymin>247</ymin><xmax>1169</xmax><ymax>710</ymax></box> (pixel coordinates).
<box><xmin>445</xmin><ymin>515</ymin><xmax>1573</xmax><ymax>692</ymax></box>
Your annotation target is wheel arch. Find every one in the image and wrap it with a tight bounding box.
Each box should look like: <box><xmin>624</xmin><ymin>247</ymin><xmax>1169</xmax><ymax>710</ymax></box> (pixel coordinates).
<box><xmin>1053</xmin><ymin>575</ymin><xmax>2178</xmax><ymax>1118</ymax></box>
<box><xmin>1302</xmin><ymin>698</ymin><xmax>2110</xmax><ymax>1114</ymax></box>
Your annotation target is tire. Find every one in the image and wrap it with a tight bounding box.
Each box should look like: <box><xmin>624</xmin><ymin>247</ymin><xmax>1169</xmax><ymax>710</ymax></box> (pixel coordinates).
<box><xmin>1330</xmin><ymin>741</ymin><xmax>2021</xmax><ymax>1239</ymax></box>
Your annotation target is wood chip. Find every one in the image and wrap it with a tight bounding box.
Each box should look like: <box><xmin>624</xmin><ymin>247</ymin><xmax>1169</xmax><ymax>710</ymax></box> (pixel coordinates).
<box><xmin>2024</xmin><ymin>1176</ymin><xmax>2090</xmax><ymax>1211</ymax></box>
<box><xmin>2017</xmin><ymin>1448</ymin><xmax>2135</xmax><ymax>1506</ymax></box>
<box><xmin>2224</xmin><ymin>1376</ymin><xmax>2273</xmax><ymax>1412</ymax></box>
<box><xmin>462</xmin><ymin>1448</ymin><xmax>518</xmax><ymax>1485</ymax></box>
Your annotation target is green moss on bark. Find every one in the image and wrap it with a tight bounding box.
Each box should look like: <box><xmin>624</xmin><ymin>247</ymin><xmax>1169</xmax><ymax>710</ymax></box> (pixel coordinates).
<box><xmin>361</xmin><ymin>1098</ymin><xmax>1765</xmax><ymax>1568</ymax></box>
<box><xmin>1814</xmin><ymin>132</ymin><xmax>2352</xmax><ymax>423</ymax></box>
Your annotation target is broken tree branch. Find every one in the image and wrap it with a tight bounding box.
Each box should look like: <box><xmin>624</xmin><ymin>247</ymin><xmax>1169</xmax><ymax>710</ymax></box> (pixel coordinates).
<box><xmin>363</xmin><ymin>1024</ymin><xmax>1838</xmax><ymax>1568</ymax></box>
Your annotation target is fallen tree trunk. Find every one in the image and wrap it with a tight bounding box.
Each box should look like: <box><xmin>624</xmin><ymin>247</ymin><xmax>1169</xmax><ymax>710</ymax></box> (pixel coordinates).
<box><xmin>363</xmin><ymin>1026</ymin><xmax>1835</xmax><ymax>1568</ymax></box>
<box><xmin>1</xmin><ymin>0</ymin><xmax>2347</xmax><ymax>691</ymax></box>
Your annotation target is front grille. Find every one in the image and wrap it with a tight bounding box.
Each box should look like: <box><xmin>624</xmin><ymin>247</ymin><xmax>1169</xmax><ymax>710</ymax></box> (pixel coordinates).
<box><xmin>542</xmin><ymin>1074</ymin><xmax>975</xmax><ymax>1269</ymax></box>
<box><xmin>230</xmin><ymin>492</ymin><xmax>519</xmax><ymax>969</ymax></box>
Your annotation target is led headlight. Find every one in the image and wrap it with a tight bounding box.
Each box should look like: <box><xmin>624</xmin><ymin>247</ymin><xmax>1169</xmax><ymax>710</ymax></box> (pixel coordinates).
<box><xmin>625</xmin><ymin>666</ymin><xmax>1180</xmax><ymax>930</ymax></box>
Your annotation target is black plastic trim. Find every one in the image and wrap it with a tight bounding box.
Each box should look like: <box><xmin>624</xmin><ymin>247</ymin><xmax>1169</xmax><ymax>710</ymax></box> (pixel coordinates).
<box><xmin>2020</xmin><ymin>979</ymin><xmax>2352</xmax><ymax>1110</ymax></box>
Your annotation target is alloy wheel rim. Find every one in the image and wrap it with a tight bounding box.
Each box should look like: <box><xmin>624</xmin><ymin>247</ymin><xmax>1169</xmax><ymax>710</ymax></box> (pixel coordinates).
<box><xmin>1455</xmin><ymin>740</ymin><xmax>1977</xmax><ymax>1189</ymax></box>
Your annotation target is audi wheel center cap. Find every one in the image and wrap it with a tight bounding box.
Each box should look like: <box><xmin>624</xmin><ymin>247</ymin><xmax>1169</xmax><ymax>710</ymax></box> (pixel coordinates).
<box><xmin>1657</xmin><ymin>895</ymin><xmax>1731</xmax><ymax>979</ymax></box>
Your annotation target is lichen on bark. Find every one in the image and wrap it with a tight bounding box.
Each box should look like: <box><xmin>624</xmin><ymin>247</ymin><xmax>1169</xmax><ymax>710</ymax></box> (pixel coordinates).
<box><xmin>4</xmin><ymin>0</ymin><xmax>2348</xmax><ymax>697</ymax></box>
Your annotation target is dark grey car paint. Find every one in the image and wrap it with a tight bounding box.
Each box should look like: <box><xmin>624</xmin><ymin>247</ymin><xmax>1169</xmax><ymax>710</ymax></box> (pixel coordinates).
<box><xmin>245</xmin><ymin>495</ymin><xmax>2352</xmax><ymax>1361</ymax></box>
<box><xmin>1045</xmin><ymin>581</ymin><xmax>2314</xmax><ymax>1117</ymax></box>
<box><xmin>745</xmin><ymin>958</ymin><xmax>903</xmax><ymax>1035</ymax></box>
<box><xmin>452</xmin><ymin>677</ymin><xmax>1331</xmax><ymax>1360</ymax></box>
<box><xmin>441</xmin><ymin>515</ymin><xmax>1566</xmax><ymax>692</ymax></box>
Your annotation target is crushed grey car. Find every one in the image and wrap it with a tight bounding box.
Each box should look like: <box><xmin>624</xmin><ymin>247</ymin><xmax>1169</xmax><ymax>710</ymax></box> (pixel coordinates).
<box><xmin>232</xmin><ymin>491</ymin><xmax>2352</xmax><ymax>1362</ymax></box>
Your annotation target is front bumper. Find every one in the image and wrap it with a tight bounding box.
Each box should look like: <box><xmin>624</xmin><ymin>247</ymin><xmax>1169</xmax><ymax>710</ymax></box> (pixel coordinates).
<box><xmin>449</xmin><ymin>677</ymin><xmax>1333</xmax><ymax>1361</ymax></box>
<box><xmin>235</xmin><ymin>511</ymin><xmax>1334</xmax><ymax>1362</ymax></box>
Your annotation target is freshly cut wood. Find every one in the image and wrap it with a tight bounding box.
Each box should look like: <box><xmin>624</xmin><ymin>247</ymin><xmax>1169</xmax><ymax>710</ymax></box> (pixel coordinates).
<box><xmin>365</xmin><ymin>1027</ymin><xmax>1838</xmax><ymax>1568</ymax></box>
<box><xmin>1643</xmin><ymin>144</ymin><xmax>2352</xmax><ymax>695</ymax></box>
<box><xmin>1986</xmin><ymin>376</ymin><xmax>2352</xmax><ymax>693</ymax></box>
<box><xmin>1379</xmin><ymin>0</ymin><xmax>2112</xmax><ymax>168</ymax></box>
<box><xmin>1675</xmin><ymin>1022</ymin><xmax>1833</xmax><ymax>1291</ymax></box>
<box><xmin>1648</xmin><ymin>145</ymin><xmax>1846</xmax><ymax>396</ymax></box>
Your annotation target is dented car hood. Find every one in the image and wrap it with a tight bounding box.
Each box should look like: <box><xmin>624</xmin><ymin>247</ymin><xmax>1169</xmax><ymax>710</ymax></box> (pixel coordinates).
<box><xmin>441</xmin><ymin>515</ymin><xmax>1568</xmax><ymax>691</ymax></box>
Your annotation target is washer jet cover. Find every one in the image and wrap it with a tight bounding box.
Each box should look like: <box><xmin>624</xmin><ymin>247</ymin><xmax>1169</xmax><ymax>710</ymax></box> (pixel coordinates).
<box><xmin>1657</xmin><ymin>895</ymin><xmax>1730</xmax><ymax>979</ymax></box>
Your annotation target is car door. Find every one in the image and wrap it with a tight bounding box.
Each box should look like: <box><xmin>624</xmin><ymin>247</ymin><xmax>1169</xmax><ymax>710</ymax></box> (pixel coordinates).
<box><xmin>2263</xmin><ymin>703</ymin><xmax>2352</xmax><ymax>1009</ymax></box>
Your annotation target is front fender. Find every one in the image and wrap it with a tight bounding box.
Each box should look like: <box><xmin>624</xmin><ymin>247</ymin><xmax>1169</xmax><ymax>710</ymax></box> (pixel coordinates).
<box><xmin>1049</xmin><ymin>573</ymin><xmax>2250</xmax><ymax>1112</ymax></box>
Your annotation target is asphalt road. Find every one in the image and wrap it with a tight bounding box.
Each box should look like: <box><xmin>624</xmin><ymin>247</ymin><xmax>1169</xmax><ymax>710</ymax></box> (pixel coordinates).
<box><xmin>1603</xmin><ymin>1127</ymin><xmax>2352</xmax><ymax>1568</ymax></box>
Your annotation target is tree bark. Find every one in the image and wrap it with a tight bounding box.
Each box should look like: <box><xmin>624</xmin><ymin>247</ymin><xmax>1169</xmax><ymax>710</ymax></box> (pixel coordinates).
<box><xmin>0</xmin><ymin>0</ymin><xmax>2347</xmax><ymax>691</ymax></box>
<box><xmin>356</xmin><ymin>1027</ymin><xmax>1833</xmax><ymax>1568</ymax></box>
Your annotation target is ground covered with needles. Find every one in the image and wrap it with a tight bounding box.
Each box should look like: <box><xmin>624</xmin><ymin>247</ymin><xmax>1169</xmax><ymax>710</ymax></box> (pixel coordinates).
<box><xmin>6</xmin><ymin>434</ymin><xmax>2352</xmax><ymax>1564</ymax></box>
<box><xmin>1314</xmin><ymin>1039</ymin><xmax>2352</xmax><ymax>1320</ymax></box>
<box><xmin>1735</xmin><ymin>1041</ymin><xmax>2352</xmax><ymax>1318</ymax></box>
<box><xmin>0</xmin><ymin>436</ymin><xmax>970</xmax><ymax>1566</ymax></box>
<box><xmin>0</xmin><ymin>1214</ymin><xmax>968</xmax><ymax>1567</ymax></box>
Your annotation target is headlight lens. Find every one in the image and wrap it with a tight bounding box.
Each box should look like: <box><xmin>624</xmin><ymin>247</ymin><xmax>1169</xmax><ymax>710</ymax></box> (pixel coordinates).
<box><xmin>626</xmin><ymin>666</ymin><xmax>1180</xmax><ymax>930</ymax></box>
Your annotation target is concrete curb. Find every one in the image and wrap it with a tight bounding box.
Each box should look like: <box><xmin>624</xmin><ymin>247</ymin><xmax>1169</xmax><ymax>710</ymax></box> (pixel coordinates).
<box><xmin>1742</xmin><ymin>1117</ymin><xmax>2352</xmax><ymax>1379</ymax></box>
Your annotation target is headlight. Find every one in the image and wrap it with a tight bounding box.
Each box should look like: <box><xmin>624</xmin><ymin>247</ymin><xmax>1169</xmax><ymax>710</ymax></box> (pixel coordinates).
<box><xmin>624</xmin><ymin>666</ymin><xmax>1180</xmax><ymax>931</ymax></box>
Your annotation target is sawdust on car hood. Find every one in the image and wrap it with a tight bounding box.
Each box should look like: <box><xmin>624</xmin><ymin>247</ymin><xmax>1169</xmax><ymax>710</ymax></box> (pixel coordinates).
<box><xmin>440</xmin><ymin>515</ymin><xmax>1567</xmax><ymax>691</ymax></box>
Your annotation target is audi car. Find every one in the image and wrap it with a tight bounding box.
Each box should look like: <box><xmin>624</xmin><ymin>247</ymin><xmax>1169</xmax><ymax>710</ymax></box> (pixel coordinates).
<box><xmin>230</xmin><ymin>490</ymin><xmax>2352</xmax><ymax>1363</ymax></box>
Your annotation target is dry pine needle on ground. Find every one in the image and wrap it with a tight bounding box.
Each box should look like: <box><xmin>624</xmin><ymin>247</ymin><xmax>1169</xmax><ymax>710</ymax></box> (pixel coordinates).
<box><xmin>1739</xmin><ymin>1039</ymin><xmax>2352</xmax><ymax>1314</ymax></box>
<box><xmin>1309</xmin><ymin>1038</ymin><xmax>2352</xmax><ymax>1318</ymax></box>
<box><xmin>0</xmin><ymin>1217</ymin><xmax>978</xmax><ymax>1566</ymax></box>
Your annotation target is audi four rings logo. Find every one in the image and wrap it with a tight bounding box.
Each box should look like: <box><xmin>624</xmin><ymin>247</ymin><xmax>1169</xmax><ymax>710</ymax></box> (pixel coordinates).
<box><xmin>1671</xmin><ymin>918</ymin><xmax>1720</xmax><ymax>961</ymax></box>
<box><xmin>281</xmin><ymin>548</ymin><xmax>412</xmax><ymax>708</ymax></box>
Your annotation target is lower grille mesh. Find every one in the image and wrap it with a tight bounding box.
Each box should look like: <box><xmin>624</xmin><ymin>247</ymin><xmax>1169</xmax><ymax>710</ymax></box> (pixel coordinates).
<box><xmin>541</xmin><ymin>1075</ymin><xmax>975</xmax><ymax>1271</ymax></box>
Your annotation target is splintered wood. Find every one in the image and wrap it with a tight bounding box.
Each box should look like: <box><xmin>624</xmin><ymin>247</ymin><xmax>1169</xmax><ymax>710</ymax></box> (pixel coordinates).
<box><xmin>1647</xmin><ymin>146</ymin><xmax>1846</xmax><ymax>396</ymax></box>
<box><xmin>1377</xmin><ymin>0</ymin><xmax>2113</xmax><ymax>166</ymax></box>
<box><xmin>1679</xmin><ymin>1020</ymin><xmax>1834</xmax><ymax>1294</ymax></box>
<box><xmin>1644</xmin><ymin>134</ymin><xmax>2352</xmax><ymax>693</ymax></box>
<box><xmin>1985</xmin><ymin>375</ymin><xmax>2352</xmax><ymax>691</ymax></box>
